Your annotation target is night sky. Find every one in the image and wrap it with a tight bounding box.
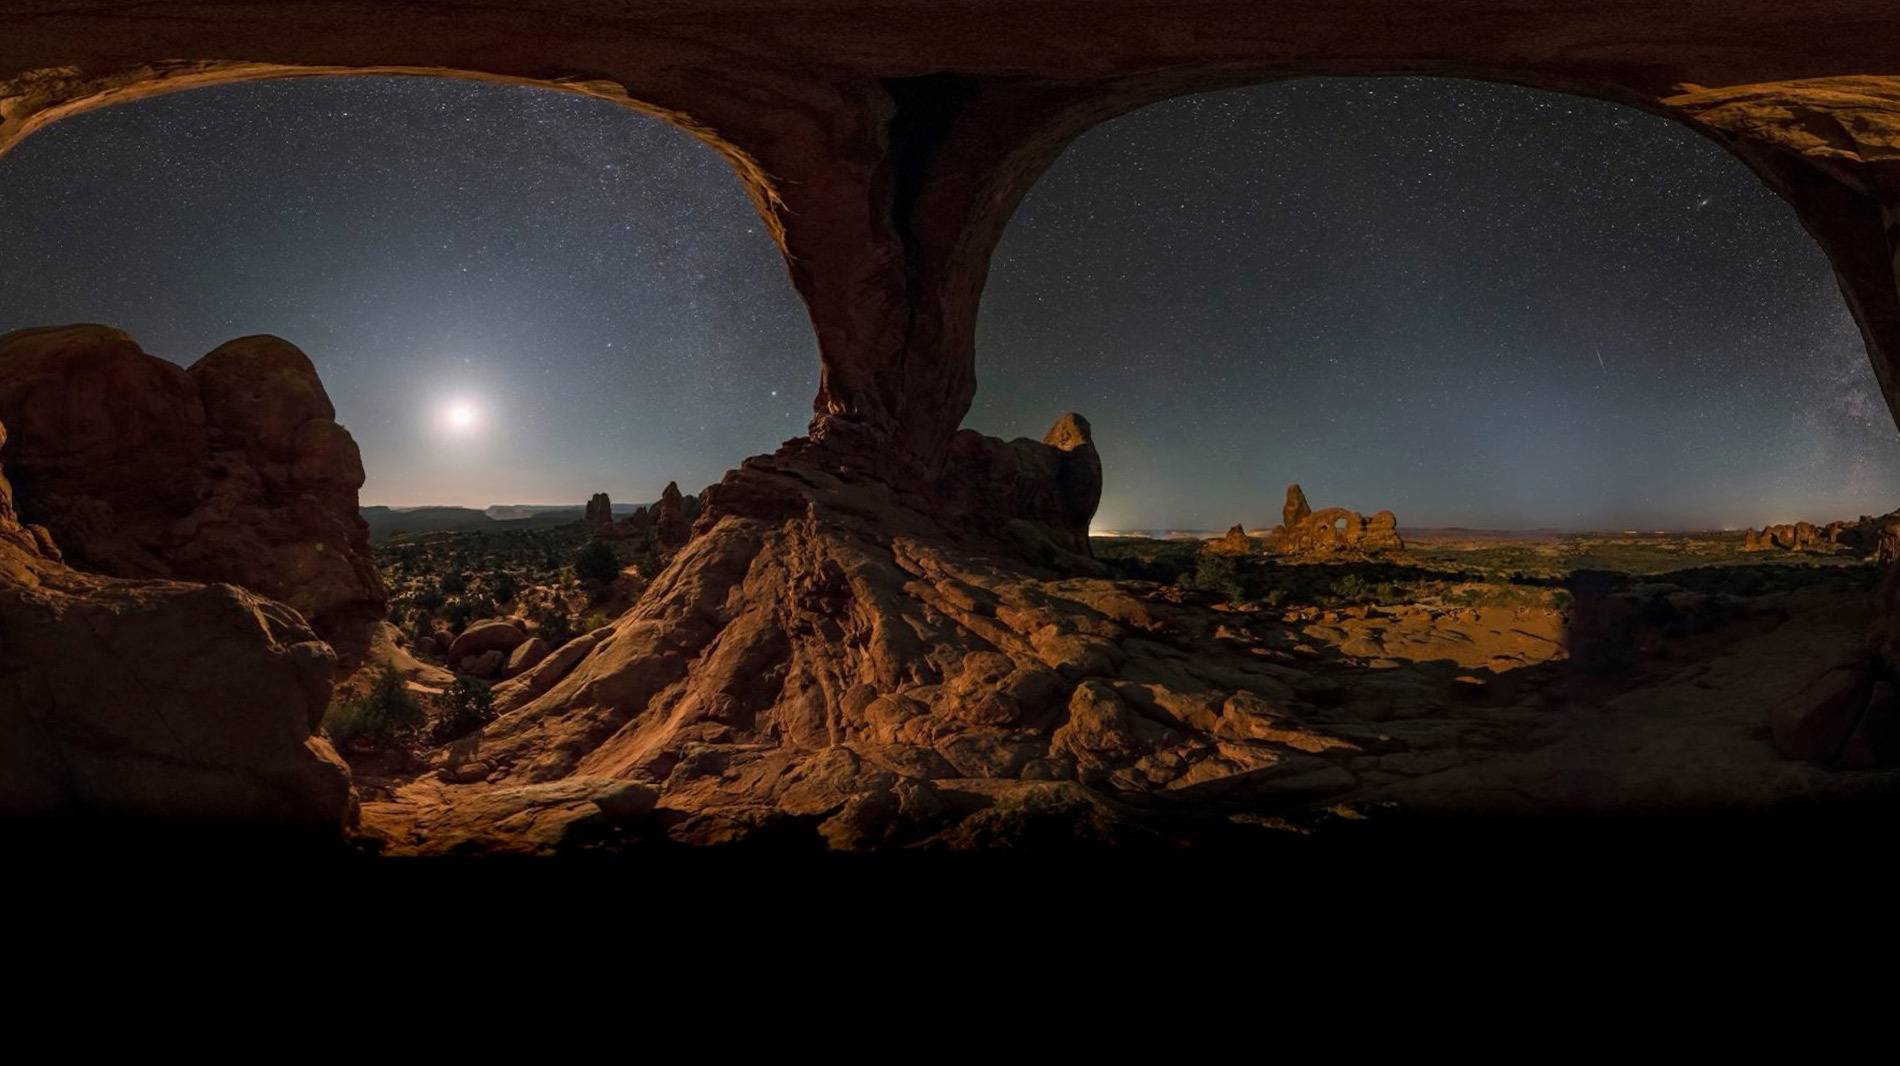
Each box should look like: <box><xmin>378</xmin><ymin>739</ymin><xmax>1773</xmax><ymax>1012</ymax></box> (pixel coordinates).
<box><xmin>2</xmin><ymin>75</ymin><xmax>1896</xmax><ymax>531</ymax></box>
<box><xmin>0</xmin><ymin>77</ymin><xmax>816</xmax><ymax>508</ymax></box>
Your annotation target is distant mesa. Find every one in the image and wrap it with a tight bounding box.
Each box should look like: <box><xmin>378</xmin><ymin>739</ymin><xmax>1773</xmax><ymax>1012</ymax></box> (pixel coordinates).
<box><xmin>361</xmin><ymin>495</ymin><xmax>696</xmax><ymax>541</ymax></box>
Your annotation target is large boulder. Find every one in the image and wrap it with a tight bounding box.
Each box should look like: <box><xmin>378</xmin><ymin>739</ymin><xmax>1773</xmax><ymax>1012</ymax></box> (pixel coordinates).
<box><xmin>0</xmin><ymin>325</ymin><xmax>384</xmax><ymax>664</ymax></box>
<box><xmin>505</xmin><ymin>637</ymin><xmax>552</xmax><ymax>678</ymax></box>
<box><xmin>935</xmin><ymin>411</ymin><xmax>1103</xmax><ymax>564</ymax></box>
<box><xmin>447</xmin><ymin>619</ymin><xmax>528</xmax><ymax>664</ymax></box>
<box><xmin>0</xmin><ymin>416</ymin><xmax>355</xmax><ymax>835</ymax></box>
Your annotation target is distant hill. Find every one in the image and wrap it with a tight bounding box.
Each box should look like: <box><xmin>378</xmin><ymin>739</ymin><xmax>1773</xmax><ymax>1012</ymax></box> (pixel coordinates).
<box><xmin>361</xmin><ymin>505</ymin><xmax>584</xmax><ymax>540</ymax></box>
<box><xmin>484</xmin><ymin>503</ymin><xmax>641</xmax><ymax>520</ymax></box>
<box><xmin>362</xmin><ymin>497</ymin><xmax>690</xmax><ymax>540</ymax></box>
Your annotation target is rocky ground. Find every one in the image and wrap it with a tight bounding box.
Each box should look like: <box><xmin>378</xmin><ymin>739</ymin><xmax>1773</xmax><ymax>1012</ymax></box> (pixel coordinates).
<box><xmin>343</xmin><ymin>512</ymin><xmax>1900</xmax><ymax>855</ymax></box>
<box><xmin>5</xmin><ymin>328</ymin><xmax>1891</xmax><ymax>856</ymax></box>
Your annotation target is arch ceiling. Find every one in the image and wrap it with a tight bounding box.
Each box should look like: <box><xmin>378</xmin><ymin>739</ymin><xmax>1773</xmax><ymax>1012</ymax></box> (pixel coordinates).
<box><xmin>5</xmin><ymin>0</ymin><xmax>1898</xmax><ymax>471</ymax></box>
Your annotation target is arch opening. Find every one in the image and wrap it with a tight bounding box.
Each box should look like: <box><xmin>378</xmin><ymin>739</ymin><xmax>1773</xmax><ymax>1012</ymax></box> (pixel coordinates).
<box><xmin>0</xmin><ymin>74</ymin><xmax>817</xmax><ymax>506</ymax></box>
<box><xmin>0</xmin><ymin>73</ymin><xmax>816</xmax><ymax>675</ymax></box>
<box><xmin>973</xmin><ymin>76</ymin><xmax>1900</xmax><ymax>537</ymax></box>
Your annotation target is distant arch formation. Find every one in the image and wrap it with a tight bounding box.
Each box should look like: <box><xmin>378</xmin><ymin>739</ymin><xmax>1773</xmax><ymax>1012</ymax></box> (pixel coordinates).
<box><xmin>4</xmin><ymin>1</ymin><xmax>1900</xmax><ymax>478</ymax></box>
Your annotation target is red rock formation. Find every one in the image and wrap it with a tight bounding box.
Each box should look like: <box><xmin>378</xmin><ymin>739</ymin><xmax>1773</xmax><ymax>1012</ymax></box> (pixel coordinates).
<box><xmin>584</xmin><ymin>492</ymin><xmax>613</xmax><ymax>533</ymax></box>
<box><xmin>373</xmin><ymin>441</ymin><xmax>1373</xmax><ymax>852</ymax></box>
<box><xmin>653</xmin><ymin>481</ymin><xmax>691</xmax><ymax>551</ymax></box>
<box><xmin>1271</xmin><ymin>487</ymin><xmax>1405</xmax><ymax>556</ymax></box>
<box><xmin>1283</xmin><ymin>485</ymin><xmax>1312</xmax><ymax>532</ymax></box>
<box><xmin>1744</xmin><ymin>511</ymin><xmax>1899</xmax><ymax>556</ymax></box>
<box><xmin>447</xmin><ymin>619</ymin><xmax>527</xmax><ymax>666</ymax></box>
<box><xmin>0</xmin><ymin>416</ymin><xmax>355</xmax><ymax>834</ymax></box>
<box><xmin>1208</xmin><ymin>524</ymin><xmax>1253</xmax><ymax>554</ymax></box>
<box><xmin>932</xmin><ymin>413</ymin><xmax>1103</xmax><ymax>565</ymax></box>
<box><xmin>0</xmin><ymin>325</ymin><xmax>385</xmax><ymax>663</ymax></box>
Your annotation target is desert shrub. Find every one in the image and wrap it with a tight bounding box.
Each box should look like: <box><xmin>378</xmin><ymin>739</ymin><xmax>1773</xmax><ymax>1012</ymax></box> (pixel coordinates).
<box><xmin>440</xmin><ymin>571</ymin><xmax>468</xmax><ymax>595</ymax></box>
<box><xmin>440</xmin><ymin>600</ymin><xmax>472</xmax><ymax>633</ymax></box>
<box><xmin>1331</xmin><ymin>574</ymin><xmax>1370</xmax><ymax>602</ymax></box>
<box><xmin>1182</xmin><ymin>551</ymin><xmax>1246</xmax><ymax>604</ymax></box>
<box><xmin>574</xmin><ymin>539</ymin><xmax>621</xmax><ymax>585</ymax></box>
<box><xmin>491</xmin><ymin>571</ymin><xmax>519</xmax><ymax>604</ymax></box>
<box><xmin>1441</xmin><ymin>583</ymin><xmax>1554</xmax><ymax>610</ymax></box>
<box><xmin>323</xmin><ymin>664</ymin><xmax>425</xmax><ymax>748</ymax></box>
<box><xmin>535</xmin><ymin>605</ymin><xmax>577</xmax><ymax>646</ymax></box>
<box><xmin>579</xmin><ymin>610</ymin><xmax>611</xmax><ymax>633</ymax></box>
<box><xmin>408</xmin><ymin>617</ymin><xmax>440</xmax><ymax>654</ymax></box>
<box><xmin>414</xmin><ymin>584</ymin><xmax>446</xmax><ymax>612</ymax></box>
<box><xmin>631</xmin><ymin>546</ymin><xmax>664</xmax><ymax>578</ymax></box>
<box><xmin>429</xmin><ymin>674</ymin><xmax>496</xmax><ymax>744</ymax></box>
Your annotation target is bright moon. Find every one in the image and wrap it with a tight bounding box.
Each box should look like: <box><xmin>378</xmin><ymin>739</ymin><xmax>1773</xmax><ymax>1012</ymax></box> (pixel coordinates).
<box><xmin>439</xmin><ymin>399</ymin><xmax>483</xmax><ymax>434</ymax></box>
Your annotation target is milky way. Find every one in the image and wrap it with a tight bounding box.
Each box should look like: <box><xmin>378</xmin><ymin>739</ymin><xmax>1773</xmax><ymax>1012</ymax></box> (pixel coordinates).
<box><xmin>1</xmin><ymin>74</ymin><xmax>1895</xmax><ymax>529</ymax></box>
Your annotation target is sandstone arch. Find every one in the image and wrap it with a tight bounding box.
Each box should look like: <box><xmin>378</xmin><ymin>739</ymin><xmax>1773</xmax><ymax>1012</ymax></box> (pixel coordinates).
<box><xmin>7</xmin><ymin>1</ymin><xmax>1900</xmax><ymax>846</ymax></box>
<box><xmin>5</xmin><ymin>2</ymin><xmax>1900</xmax><ymax>468</ymax></box>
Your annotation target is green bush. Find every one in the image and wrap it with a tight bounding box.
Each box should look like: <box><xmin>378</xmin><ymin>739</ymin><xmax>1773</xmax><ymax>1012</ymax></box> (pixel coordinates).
<box><xmin>441</xmin><ymin>571</ymin><xmax>468</xmax><ymax>595</ymax></box>
<box><xmin>429</xmin><ymin>673</ymin><xmax>496</xmax><ymax>744</ymax></box>
<box><xmin>579</xmin><ymin>610</ymin><xmax>611</xmax><ymax>633</ymax></box>
<box><xmin>323</xmin><ymin>664</ymin><xmax>426</xmax><ymax>749</ymax></box>
<box><xmin>574</xmin><ymin>539</ymin><xmax>621</xmax><ymax>585</ymax></box>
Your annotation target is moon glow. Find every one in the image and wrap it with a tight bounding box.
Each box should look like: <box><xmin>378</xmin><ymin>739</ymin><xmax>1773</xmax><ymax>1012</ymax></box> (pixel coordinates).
<box><xmin>439</xmin><ymin>399</ymin><xmax>483</xmax><ymax>435</ymax></box>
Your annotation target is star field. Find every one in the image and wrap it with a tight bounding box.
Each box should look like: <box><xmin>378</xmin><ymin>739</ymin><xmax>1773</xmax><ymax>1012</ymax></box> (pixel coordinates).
<box><xmin>0</xmin><ymin>76</ymin><xmax>816</xmax><ymax>507</ymax></box>
<box><xmin>973</xmin><ymin>77</ymin><xmax>1900</xmax><ymax>531</ymax></box>
<box><xmin>1</xmin><ymin>74</ymin><xmax>1895</xmax><ymax>531</ymax></box>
